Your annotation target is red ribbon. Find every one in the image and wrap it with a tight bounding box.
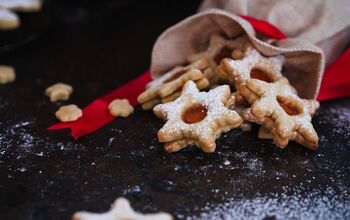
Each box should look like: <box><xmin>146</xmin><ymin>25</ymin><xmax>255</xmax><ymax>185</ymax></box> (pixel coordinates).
<box><xmin>48</xmin><ymin>16</ymin><xmax>350</xmax><ymax>139</ymax></box>
<box><xmin>48</xmin><ymin>71</ymin><xmax>151</xmax><ymax>139</ymax></box>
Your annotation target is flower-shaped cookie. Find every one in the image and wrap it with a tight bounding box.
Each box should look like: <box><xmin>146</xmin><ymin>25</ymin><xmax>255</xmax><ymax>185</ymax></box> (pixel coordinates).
<box><xmin>219</xmin><ymin>43</ymin><xmax>285</xmax><ymax>85</ymax></box>
<box><xmin>0</xmin><ymin>65</ymin><xmax>15</xmax><ymax>84</ymax></box>
<box><xmin>153</xmin><ymin>80</ymin><xmax>243</xmax><ymax>153</ymax></box>
<box><xmin>45</xmin><ymin>83</ymin><xmax>73</xmax><ymax>102</ymax></box>
<box><xmin>73</xmin><ymin>197</ymin><xmax>173</xmax><ymax>220</ymax></box>
<box><xmin>238</xmin><ymin>77</ymin><xmax>319</xmax><ymax>149</ymax></box>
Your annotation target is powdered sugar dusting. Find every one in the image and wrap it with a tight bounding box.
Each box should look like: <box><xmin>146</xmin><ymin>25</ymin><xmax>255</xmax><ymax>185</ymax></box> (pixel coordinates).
<box><xmin>194</xmin><ymin>185</ymin><xmax>350</xmax><ymax>220</ymax></box>
<box><xmin>225</xmin><ymin>46</ymin><xmax>284</xmax><ymax>82</ymax></box>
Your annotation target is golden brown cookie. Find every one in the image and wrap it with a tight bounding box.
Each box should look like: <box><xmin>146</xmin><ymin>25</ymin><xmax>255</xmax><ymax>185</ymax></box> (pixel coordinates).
<box><xmin>153</xmin><ymin>80</ymin><xmax>242</xmax><ymax>153</ymax></box>
<box><xmin>238</xmin><ymin>77</ymin><xmax>319</xmax><ymax>149</ymax></box>
<box><xmin>0</xmin><ymin>65</ymin><xmax>16</xmax><ymax>84</ymax></box>
<box><xmin>0</xmin><ymin>8</ymin><xmax>19</xmax><ymax>30</ymax></box>
<box><xmin>45</xmin><ymin>83</ymin><xmax>73</xmax><ymax>102</ymax></box>
<box><xmin>219</xmin><ymin>43</ymin><xmax>285</xmax><ymax>86</ymax></box>
<box><xmin>108</xmin><ymin>99</ymin><xmax>134</xmax><ymax>118</ymax></box>
<box><xmin>55</xmin><ymin>104</ymin><xmax>82</xmax><ymax>122</ymax></box>
<box><xmin>138</xmin><ymin>59</ymin><xmax>210</xmax><ymax>110</ymax></box>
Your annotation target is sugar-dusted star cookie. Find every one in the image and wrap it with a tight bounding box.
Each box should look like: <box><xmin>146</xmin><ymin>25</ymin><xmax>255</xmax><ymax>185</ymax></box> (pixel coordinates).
<box><xmin>219</xmin><ymin>42</ymin><xmax>285</xmax><ymax>85</ymax></box>
<box><xmin>153</xmin><ymin>80</ymin><xmax>243</xmax><ymax>153</ymax></box>
<box><xmin>72</xmin><ymin>197</ymin><xmax>173</xmax><ymax>220</ymax></box>
<box><xmin>238</xmin><ymin>77</ymin><xmax>319</xmax><ymax>149</ymax></box>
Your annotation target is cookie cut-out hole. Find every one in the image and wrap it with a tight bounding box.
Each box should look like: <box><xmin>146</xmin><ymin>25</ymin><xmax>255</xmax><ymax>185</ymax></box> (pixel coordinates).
<box><xmin>182</xmin><ymin>103</ymin><xmax>208</xmax><ymax>124</ymax></box>
<box><xmin>250</xmin><ymin>68</ymin><xmax>272</xmax><ymax>83</ymax></box>
<box><xmin>277</xmin><ymin>95</ymin><xmax>302</xmax><ymax>116</ymax></box>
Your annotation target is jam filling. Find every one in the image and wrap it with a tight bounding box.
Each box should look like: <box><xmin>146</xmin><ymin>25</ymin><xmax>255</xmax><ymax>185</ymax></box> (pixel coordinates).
<box><xmin>277</xmin><ymin>96</ymin><xmax>302</xmax><ymax>116</ymax></box>
<box><xmin>182</xmin><ymin>104</ymin><xmax>208</xmax><ymax>124</ymax></box>
<box><xmin>250</xmin><ymin>68</ymin><xmax>272</xmax><ymax>83</ymax></box>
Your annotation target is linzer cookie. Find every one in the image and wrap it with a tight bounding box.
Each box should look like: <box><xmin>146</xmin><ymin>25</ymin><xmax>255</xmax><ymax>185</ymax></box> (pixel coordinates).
<box><xmin>219</xmin><ymin>42</ymin><xmax>285</xmax><ymax>86</ymax></box>
<box><xmin>153</xmin><ymin>80</ymin><xmax>242</xmax><ymax>153</ymax></box>
<box><xmin>238</xmin><ymin>77</ymin><xmax>319</xmax><ymax>150</ymax></box>
<box><xmin>137</xmin><ymin>59</ymin><xmax>210</xmax><ymax>110</ymax></box>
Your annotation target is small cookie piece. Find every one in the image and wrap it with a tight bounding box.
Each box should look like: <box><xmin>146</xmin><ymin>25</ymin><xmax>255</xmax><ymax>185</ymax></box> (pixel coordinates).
<box><xmin>153</xmin><ymin>81</ymin><xmax>243</xmax><ymax>153</ymax></box>
<box><xmin>72</xmin><ymin>197</ymin><xmax>173</xmax><ymax>220</ymax></box>
<box><xmin>219</xmin><ymin>43</ymin><xmax>285</xmax><ymax>86</ymax></box>
<box><xmin>55</xmin><ymin>104</ymin><xmax>82</xmax><ymax>122</ymax></box>
<box><xmin>0</xmin><ymin>0</ymin><xmax>43</xmax><ymax>12</ymax></box>
<box><xmin>0</xmin><ymin>65</ymin><xmax>16</xmax><ymax>84</ymax></box>
<box><xmin>238</xmin><ymin>77</ymin><xmax>320</xmax><ymax>149</ymax></box>
<box><xmin>45</xmin><ymin>83</ymin><xmax>73</xmax><ymax>102</ymax></box>
<box><xmin>108</xmin><ymin>99</ymin><xmax>134</xmax><ymax>118</ymax></box>
<box><xmin>0</xmin><ymin>8</ymin><xmax>19</xmax><ymax>30</ymax></box>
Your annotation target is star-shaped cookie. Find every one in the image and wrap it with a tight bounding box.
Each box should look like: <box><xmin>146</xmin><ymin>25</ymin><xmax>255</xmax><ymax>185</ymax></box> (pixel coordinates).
<box><xmin>153</xmin><ymin>80</ymin><xmax>243</xmax><ymax>153</ymax></box>
<box><xmin>219</xmin><ymin>43</ymin><xmax>284</xmax><ymax>85</ymax></box>
<box><xmin>72</xmin><ymin>197</ymin><xmax>173</xmax><ymax>220</ymax></box>
<box><xmin>238</xmin><ymin>77</ymin><xmax>319</xmax><ymax>149</ymax></box>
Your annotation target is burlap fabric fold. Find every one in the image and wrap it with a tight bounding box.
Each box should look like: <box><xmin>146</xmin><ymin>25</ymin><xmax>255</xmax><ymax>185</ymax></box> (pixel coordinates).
<box><xmin>200</xmin><ymin>0</ymin><xmax>350</xmax><ymax>65</ymax></box>
<box><xmin>151</xmin><ymin>9</ymin><xmax>325</xmax><ymax>99</ymax></box>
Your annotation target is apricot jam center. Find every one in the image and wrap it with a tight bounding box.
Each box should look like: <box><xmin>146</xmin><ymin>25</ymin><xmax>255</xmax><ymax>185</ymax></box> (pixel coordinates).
<box><xmin>250</xmin><ymin>68</ymin><xmax>272</xmax><ymax>83</ymax></box>
<box><xmin>182</xmin><ymin>104</ymin><xmax>208</xmax><ymax>124</ymax></box>
<box><xmin>277</xmin><ymin>96</ymin><xmax>302</xmax><ymax>116</ymax></box>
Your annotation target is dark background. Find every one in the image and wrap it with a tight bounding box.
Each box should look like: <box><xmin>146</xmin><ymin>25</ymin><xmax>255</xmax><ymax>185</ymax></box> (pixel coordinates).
<box><xmin>0</xmin><ymin>1</ymin><xmax>349</xmax><ymax>219</ymax></box>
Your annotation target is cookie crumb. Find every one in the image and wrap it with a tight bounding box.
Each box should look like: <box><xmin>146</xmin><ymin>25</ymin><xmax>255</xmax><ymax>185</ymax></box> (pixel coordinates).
<box><xmin>45</xmin><ymin>83</ymin><xmax>73</xmax><ymax>102</ymax></box>
<box><xmin>0</xmin><ymin>65</ymin><xmax>16</xmax><ymax>84</ymax></box>
<box><xmin>108</xmin><ymin>99</ymin><xmax>134</xmax><ymax>118</ymax></box>
<box><xmin>55</xmin><ymin>104</ymin><xmax>82</xmax><ymax>122</ymax></box>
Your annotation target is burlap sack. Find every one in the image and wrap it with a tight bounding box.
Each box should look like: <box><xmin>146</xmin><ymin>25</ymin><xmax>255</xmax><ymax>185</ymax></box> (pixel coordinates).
<box><xmin>151</xmin><ymin>9</ymin><xmax>325</xmax><ymax>99</ymax></box>
<box><xmin>200</xmin><ymin>0</ymin><xmax>350</xmax><ymax>65</ymax></box>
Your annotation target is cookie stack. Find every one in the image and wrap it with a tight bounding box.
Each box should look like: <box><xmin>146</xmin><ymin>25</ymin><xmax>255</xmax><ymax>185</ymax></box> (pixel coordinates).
<box><xmin>138</xmin><ymin>34</ymin><xmax>320</xmax><ymax>153</ymax></box>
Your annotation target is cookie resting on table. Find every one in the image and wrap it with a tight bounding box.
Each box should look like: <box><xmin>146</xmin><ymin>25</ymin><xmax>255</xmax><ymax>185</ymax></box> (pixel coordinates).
<box><xmin>153</xmin><ymin>80</ymin><xmax>243</xmax><ymax>153</ymax></box>
<box><xmin>55</xmin><ymin>104</ymin><xmax>82</xmax><ymax>122</ymax></box>
<box><xmin>0</xmin><ymin>8</ymin><xmax>19</xmax><ymax>30</ymax></box>
<box><xmin>72</xmin><ymin>197</ymin><xmax>173</xmax><ymax>220</ymax></box>
<box><xmin>238</xmin><ymin>77</ymin><xmax>319</xmax><ymax>150</ymax></box>
<box><xmin>137</xmin><ymin>59</ymin><xmax>210</xmax><ymax>110</ymax></box>
<box><xmin>219</xmin><ymin>42</ymin><xmax>285</xmax><ymax>86</ymax></box>
<box><xmin>45</xmin><ymin>83</ymin><xmax>73</xmax><ymax>102</ymax></box>
<box><xmin>0</xmin><ymin>65</ymin><xmax>16</xmax><ymax>84</ymax></box>
<box><xmin>108</xmin><ymin>99</ymin><xmax>134</xmax><ymax>118</ymax></box>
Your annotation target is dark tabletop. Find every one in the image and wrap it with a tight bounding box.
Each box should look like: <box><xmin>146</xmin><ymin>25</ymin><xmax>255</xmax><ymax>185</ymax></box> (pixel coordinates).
<box><xmin>0</xmin><ymin>1</ymin><xmax>349</xmax><ymax>220</ymax></box>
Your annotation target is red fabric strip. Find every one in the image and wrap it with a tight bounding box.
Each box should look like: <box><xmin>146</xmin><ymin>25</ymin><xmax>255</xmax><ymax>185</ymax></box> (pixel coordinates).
<box><xmin>48</xmin><ymin>71</ymin><xmax>151</xmax><ymax>139</ymax></box>
<box><xmin>240</xmin><ymin>15</ymin><xmax>287</xmax><ymax>40</ymax></box>
<box><xmin>317</xmin><ymin>48</ymin><xmax>350</xmax><ymax>101</ymax></box>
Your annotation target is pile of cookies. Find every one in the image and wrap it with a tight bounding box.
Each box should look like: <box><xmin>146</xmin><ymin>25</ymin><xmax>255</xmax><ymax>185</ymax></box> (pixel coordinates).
<box><xmin>138</xmin><ymin>34</ymin><xmax>320</xmax><ymax>153</ymax></box>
